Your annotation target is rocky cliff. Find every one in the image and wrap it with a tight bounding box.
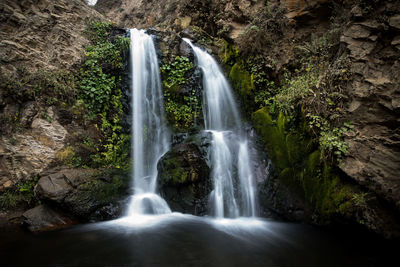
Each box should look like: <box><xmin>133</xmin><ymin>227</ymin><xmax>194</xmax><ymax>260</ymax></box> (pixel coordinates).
<box><xmin>0</xmin><ymin>0</ymin><xmax>104</xmax><ymax>190</ymax></box>
<box><xmin>0</xmin><ymin>0</ymin><xmax>133</xmax><ymax>230</ymax></box>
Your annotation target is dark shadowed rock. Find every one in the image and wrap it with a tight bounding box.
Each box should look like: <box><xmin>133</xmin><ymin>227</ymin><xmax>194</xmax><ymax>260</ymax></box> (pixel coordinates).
<box><xmin>157</xmin><ymin>143</ymin><xmax>211</xmax><ymax>215</ymax></box>
<box><xmin>35</xmin><ymin>168</ymin><xmax>131</xmax><ymax>221</ymax></box>
<box><xmin>22</xmin><ymin>204</ymin><xmax>76</xmax><ymax>232</ymax></box>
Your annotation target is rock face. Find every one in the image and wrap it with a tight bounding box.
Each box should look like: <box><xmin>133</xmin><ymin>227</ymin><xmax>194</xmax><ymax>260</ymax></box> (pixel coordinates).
<box><xmin>157</xmin><ymin>143</ymin><xmax>211</xmax><ymax>215</ymax></box>
<box><xmin>338</xmin><ymin>13</ymin><xmax>400</xmax><ymax>213</ymax></box>
<box><xmin>0</xmin><ymin>0</ymin><xmax>104</xmax><ymax>197</ymax></box>
<box><xmin>96</xmin><ymin>0</ymin><xmax>266</xmax><ymax>38</ymax></box>
<box><xmin>0</xmin><ymin>0</ymin><xmax>104</xmax><ymax>75</ymax></box>
<box><xmin>0</xmin><ymin>107</ymin><xmax>67</xmax><ymax>191</ymax></box>
<box><xmin>34</xmin><ymin>168</ymin><xmax>131</xmax><ymax>221</ymax></box>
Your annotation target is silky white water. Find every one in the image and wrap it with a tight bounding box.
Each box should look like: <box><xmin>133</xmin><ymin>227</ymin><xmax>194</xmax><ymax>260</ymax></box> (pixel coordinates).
<box><xmin>85</xmin><ymin>0</ymin><xmax>98</xmax><ymax>6</ymax></box>
<box><xmin>127</xmin><ymin>29</ymin><xmax>170</xmax><ymax>216</ymax></box>
<box><xmin>184</xmin><ymin>39</ymin><xmax>257</xmax><ymax>218</ymax></box>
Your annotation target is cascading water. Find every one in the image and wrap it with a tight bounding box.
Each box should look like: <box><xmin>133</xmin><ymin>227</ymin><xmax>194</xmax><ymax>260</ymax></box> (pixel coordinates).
<box><xmin>184</xmin><ymin>39</ymin><xmax>257</xmax><ymax>218</ymax></box>
<box><xmin>125</xmin><ymin>30</ymin><xmax>257</xmax><ymax>219</ymax></box>
<box><xmin>127</xmin><ymin>29</ymin><xmax>171</xmax><ymax>216</ymax></box>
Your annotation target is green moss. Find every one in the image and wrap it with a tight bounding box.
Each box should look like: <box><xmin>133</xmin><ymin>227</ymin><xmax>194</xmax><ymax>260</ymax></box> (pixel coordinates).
<box><xmin>252</xmin><ymin>107</ymin><xmax>357</xmax><ymax>220</ymax></box>
<box><xmin>220</xmin><ymin>41</ymin><xmax>239</xmax><ymax>65</ymax></box>
<box><xmin>229</xmin><ymin>63</ymin><xmax>255</xmax><ymax>98</ymax></box>
<box><xmin>75</xmin><ymin>172</ymin><xmax>128</xmax><ymax>204</ymax></box>
<box><xmin>161</xmin><ymin>157</ymin><xmax>190</xmax><ymax>185</ymax></box>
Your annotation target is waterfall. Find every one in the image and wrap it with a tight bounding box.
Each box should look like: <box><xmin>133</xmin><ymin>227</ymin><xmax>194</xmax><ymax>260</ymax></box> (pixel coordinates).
<box><xmin>85</xmin><ymin>0</ymin><xmax>98</xmax><ymax>6</ymax></box>
<box><xmin>127</xmin><ymin>29</ymin><xmax>171</xmax><ymax>216</ymax></box>
<box><xmin>184</xmin><ymin>39</ymin><xmax>257</xmax><ymax>218</ymax></box>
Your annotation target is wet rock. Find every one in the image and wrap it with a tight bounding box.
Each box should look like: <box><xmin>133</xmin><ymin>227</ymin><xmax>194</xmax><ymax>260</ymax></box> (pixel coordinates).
<box><xmin>258</xmin><ymin>171</ymin><xmax>310</xmax><ymax>222</ymax></box>
<box><xmin>22</xmin><ymin>204</ymin><xmax>75</xmax><ymax>232</ymax></box>
<box><xmin>157</xmin><ymin>143</ymin><xmax>211</xmax><ymax>215</ymax></box>
<box><xmin>179</xmin><ymin>40</ymin><xmax>193</xmax><ymax>58</ymax></box>
<box><xmin>35</xmin><ymin>168</ymin><xmax>131</xmax><ymax>220</ymax></box>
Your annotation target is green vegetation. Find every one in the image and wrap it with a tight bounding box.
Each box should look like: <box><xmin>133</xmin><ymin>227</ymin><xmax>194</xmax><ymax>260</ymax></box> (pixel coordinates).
<box><xmin>252</xmin><ymin>108</ymin><xmax>358</xmax><ymax>219</ymax></box>
<box><xmin>224</xmin><ymin>32</ymin><xmax>352</xmax><ymax>163</ymax></box>
<box><xmin>80</xmin><ymin>21</ymin><xmax>129</xmax><ymax>115</ymax></box>
<box><xmin>161</xmin><ymin>56</ymin><xmax>200</xmax><ymax>131</ymax></box>
<box><xmin>0</xmin><ymin>177</ymin><xmax>39</xmax><ymax>211</ymax></box>
<box><xmin>57</xmin><ymin>146</ymin><xmax>83</xmax><ymax>167</ymax></box>
<box><xmin>161</xmin><ymin>56</ymin><xmax>193</xmax><ymax>91</ymax></box>
<box><xmin>229</xmin><ymin>63</ymin><xmax>254</xmax><ymax>98</ymax></box>
<box><xmin>267</xmin><ymin>67</ymin><xmax>320</xmax><ymax>116</ymax></box>
<box><xmin>0</xmin><ymin>21</ymin><xmax>131</xmax><ymax>169</ymax></box>
<box><xmin>78</xmin><ymin>20</ymin><xmax>131</xmax><ymax>169</ymax></box>
<box><xmin>221</xmin><ymin>28</ymin><xmax>365</xmax><ymax>221</ymax></box>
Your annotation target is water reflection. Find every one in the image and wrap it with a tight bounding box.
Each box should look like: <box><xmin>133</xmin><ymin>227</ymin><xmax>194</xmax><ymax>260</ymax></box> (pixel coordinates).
<box><xmin>1</xmin><ymin>215</ymin><xmax>397</xmax><ymax>267</ymax></box>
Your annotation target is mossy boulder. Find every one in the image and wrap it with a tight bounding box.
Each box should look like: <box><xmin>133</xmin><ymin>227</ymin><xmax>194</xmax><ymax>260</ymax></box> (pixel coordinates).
<box><xmin>157</xmin><ymin>143</ymin><xmax>211</xmax><ymax>215</ymax></box>
<box><xmin>34</xmin><ymin>168</ymin><xmax>131</xmax><ymax>222</ymax></box>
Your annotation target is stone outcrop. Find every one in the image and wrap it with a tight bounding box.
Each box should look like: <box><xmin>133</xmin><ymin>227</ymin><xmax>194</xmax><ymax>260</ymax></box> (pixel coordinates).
<box><xmin>0</xmin><ymin>107</ymin><xmax>67</xmax><ymax>191</ymax></box>
<box><xmin>96</xmin><ymin>0</ymin><xmax>266</xmax><ymax>38</ymax></box>
<box><xmin>0</xmin><ymin>0</ymin><xmax>105</xmax><ymax>192</ymax></box>
<box><xmin>34</xmin><ymin>168</ymin><xmax>131</xmax><ymax>221</ymax></box>
<box><xmin>338</xmin><ymin>6</ymin><xmax>400</xmax><ymax>213</ymax></box>
<box><xmin>0</xmin><ymin>0</ymin><xmax>104</xmax><ymax>76</ymax></box>
<box><xmin>157</xmin><ymin>143</ymin><xmax>211</xmax><ymax>215</ymax></box>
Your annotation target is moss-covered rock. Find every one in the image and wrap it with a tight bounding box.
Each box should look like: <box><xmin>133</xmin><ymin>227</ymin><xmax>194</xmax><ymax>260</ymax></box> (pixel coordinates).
<box><xmin>157</xmin><ymin>143</ymin><xmax>211</xmax><ymax>215</ymax></box>
<box><xmin>229</xmin><ymin>63</ymin><xmax>254</xmax><ymax>99</ymax></box>
<box><xmin>34</xmin><ymin>168</ymin><xmax>131</xmax><ymax>222</ymax></box>
<box><xmin>253</xmin><ymin>107</ymin><xmax>359</xmax><ymax>221</ymax></box>
<box><xmin>252</xmin><ymin>107</ymin><xmax>400</xmax><ymax>237</ymax></box>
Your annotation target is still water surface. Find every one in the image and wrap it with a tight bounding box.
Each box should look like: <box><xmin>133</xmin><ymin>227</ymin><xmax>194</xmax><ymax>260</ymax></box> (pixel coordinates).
<box><xmin>0</xmin><ymin>214</ymin><xmax>397</xmax><ymax>267</ymax></box>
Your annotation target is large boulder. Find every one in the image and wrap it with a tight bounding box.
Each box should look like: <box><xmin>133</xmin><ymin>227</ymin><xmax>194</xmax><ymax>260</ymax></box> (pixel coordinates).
<box><xmin>22</xmin><ymin>204</ymin><xmax>76</xmax><ymax>232</ymax></box>
<box><xmin>34</xmin><ymin>168</ymin><xmax>131</xmax><ymax>221</ymax></box>
<box><xmin>157</xmin><ymin>143</ymin><xmax>211</xmax><ymax>215</ymax></box>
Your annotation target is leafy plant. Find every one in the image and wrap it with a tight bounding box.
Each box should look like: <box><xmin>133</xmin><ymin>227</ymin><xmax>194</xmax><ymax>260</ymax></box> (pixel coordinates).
<box><xmin>77</xmin><ymin>21</ymin><xmax>131</xmax><ymax>169</ymax></box>
<box><xmin>161</xmin><ymin>56</ymin><xmax>193</xmax><ymax>90</ymax></box>
<box><xmin>0</xmin><ymin>177</ymin><xmax>39</xmax><ymax>210</ymax></box>
<box><xmin>164</xmin><ymin>90</ymin><xmax>200</xmax><ymax>130</ymax></box>
<box><xmin>161</xmin><ymin>56</ymin><xmax>200</xmax><ymax>131</ymax></box>
<box><xmin>269</xmin><ymin>65</ymin><xmax>320</xmax><ymax>116</ymax></box>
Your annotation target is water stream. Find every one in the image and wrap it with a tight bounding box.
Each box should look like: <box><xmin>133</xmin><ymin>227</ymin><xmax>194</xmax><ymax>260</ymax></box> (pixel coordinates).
<box><xmin>184</xmin><ymin>39</ymin><xmax>257</xmax><ymax>218</ymax></box>
<box><xmin>126</xmin><ymin>30</ymin><xmax>258</xmax><ymax>219</ymax></box>
<box><xmin>127</xmin><ymin>29</ymin><xmax>170</xmax><ymax>216</ymax></box>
